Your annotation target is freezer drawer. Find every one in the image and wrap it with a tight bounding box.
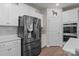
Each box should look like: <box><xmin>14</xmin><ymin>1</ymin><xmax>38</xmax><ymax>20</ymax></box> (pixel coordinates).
<box><xmin>23</xmin><ymin>40</ymin><xmax>41</xmax><ymax>51</ymax></box>
<box><xmin>23</xmin><ymin>46</ymin><xmax>41</xmax><ymax>56</ymax></box>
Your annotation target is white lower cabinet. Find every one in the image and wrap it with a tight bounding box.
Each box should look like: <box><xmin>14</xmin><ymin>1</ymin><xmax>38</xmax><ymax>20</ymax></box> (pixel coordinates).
<box><xmin>0</xmin><ymin>39</ymin><xmax>21</xmax><ymax>56</ymax></box>
<box><xmin>0</xmin><ymin>49</ymin><xmax>9</xmax><ymax>56</ymax></box>
<box><xmin>9</xmin><ymin>46</ymin><xmax>21</xmax><ymax>56</ymax></box>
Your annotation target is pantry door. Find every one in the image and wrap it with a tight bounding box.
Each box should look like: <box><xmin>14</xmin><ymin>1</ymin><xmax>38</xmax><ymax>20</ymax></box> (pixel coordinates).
<box><xmin>47</xmin><ymin>8</ymin><xmax>63</xmax><ymax>47</ymax></box>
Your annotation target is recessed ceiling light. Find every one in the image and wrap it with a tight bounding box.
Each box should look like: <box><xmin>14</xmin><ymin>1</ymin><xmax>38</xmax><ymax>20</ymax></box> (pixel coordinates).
<box><xmin>56</xmin><ymin>3</ymin><xmax>60</xmax><ymax>6</ymax></box>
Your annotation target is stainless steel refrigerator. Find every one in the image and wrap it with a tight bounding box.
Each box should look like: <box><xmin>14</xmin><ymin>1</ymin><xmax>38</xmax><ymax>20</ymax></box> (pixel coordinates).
<box><xmin>18</xmin><ymin>15</ymin><xmax>41</xmax><ymax>56</ymax></box>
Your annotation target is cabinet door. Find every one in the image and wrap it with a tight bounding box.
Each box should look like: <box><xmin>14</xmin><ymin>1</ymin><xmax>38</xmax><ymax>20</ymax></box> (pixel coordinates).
<box><xmin>8</xmin><ymin>46</ymin><xmax>21</xmax><ymax>56</ymax></box>
<box><xmin>47</xmin><ymin>8</ymin><xmax>63</xmax><ymax>46</ymax></box>
<box><xmin>10</xmin><ymin>40</ymin><xmax>21</xmax><ymax>56</ymax></box>
<box><xmin>0</xmin><ymin>46</ymin><xmax>21</xmax><ymax>56</ymax></box>
<box><xmin>0</xmin><ymin>40</ymin><xmax>21</xmax><ymax>56</ymax></box>
<box><xmin>8</xmin><ymin>4</ymin><xmax>19</xmax><ymax>26</ymax></box>
<box><xmin>0</xmin><ymin>49</ymin><xmax>10</xmax><ymax>56</ymax></box>
<box><xmin>8</xmin><ymin>40</ymin><xmax>21</xmax><ymax>56</ymax></box>
<box><xmin>63</xmin><ymin>9</ymin><xmax>78</xmax><ymax>24</ymax></box>
<box><xmin>0</xmin><ymin>4</ymin><xmax>9</xmax><ymax>25</ymax></box>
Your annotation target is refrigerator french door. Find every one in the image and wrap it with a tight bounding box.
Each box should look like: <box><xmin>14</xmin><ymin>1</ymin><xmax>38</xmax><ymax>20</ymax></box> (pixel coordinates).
<box><xmin>18</xmin><ymin>15</ymin><xmax>41</xmax><ymax>56</ymax></box>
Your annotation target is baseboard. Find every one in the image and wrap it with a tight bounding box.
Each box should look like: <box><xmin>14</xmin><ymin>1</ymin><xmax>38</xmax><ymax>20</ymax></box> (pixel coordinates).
<box><xmin>47</xmin><ymin>44</ymin><xmax>63</xmax><ymax>47</ymax></box>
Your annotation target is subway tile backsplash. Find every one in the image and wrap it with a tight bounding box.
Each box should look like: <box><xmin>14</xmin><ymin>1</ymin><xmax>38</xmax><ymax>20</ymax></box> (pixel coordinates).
<box><xmin>0</xmin><ymin>26</ymin><xmax>17</xmax><ymax>35</ymax></box>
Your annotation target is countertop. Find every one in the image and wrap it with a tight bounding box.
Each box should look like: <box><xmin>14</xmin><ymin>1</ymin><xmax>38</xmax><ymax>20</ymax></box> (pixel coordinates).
<box><xmin>0</xmin><ymin>34</ymin><xmax>21</xmax><ymax>43</ymax></box>
<box><xmin>63</xmin><ymin>38</ymin><xmax>79</xmax><ymax>55</ymax></box>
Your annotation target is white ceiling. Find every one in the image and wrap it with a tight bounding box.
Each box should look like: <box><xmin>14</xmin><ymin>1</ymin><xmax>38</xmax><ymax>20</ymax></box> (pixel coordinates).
<box><xmin>27</xmin><ymin>3</ymin><xmax>79</xmax><ymax>11</ymax></box>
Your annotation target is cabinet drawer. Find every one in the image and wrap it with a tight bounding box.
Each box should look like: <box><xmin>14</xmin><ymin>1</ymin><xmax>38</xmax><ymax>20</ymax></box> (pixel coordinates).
<box><xmin>0</xmin><ymin>40</ymin><xmax>21</xmax><ymax>56</ymax></box>
<box><xmin>0</xmin><ymin>40</ymin><xmax>21</xmax><ymax>50</ymax></box>
<box><xmin>8</xmin><ymin>46</ymin><xmax>21</xmax><ymax>56</ymax></box>
<box><xmin>5</xmin><ymin>40</ymin><xmax>21</xmax><ymax>47</ymax></box>
<box><xmin>0</xmin><ymin>45</ymin><xmax>21</xmax><ymax>56</ymax></box>
<box><xmin>0</xmin><ymin>49</ymin><xmax>10</xmax><ymax>56</ymax></box>
<box><xmin>23</xmin><ymin>40</ymin><xmax>41</xmax><ymax>51</ymax></box>
<box><xmin>0</xmin><ymin>43</ymin><xmax>6</xmax><ymax>48</ymax></box>
<box><xmin>23</xmin><ymin>46</ymin><xmax>41</xmax><ymax>56</ymax></box>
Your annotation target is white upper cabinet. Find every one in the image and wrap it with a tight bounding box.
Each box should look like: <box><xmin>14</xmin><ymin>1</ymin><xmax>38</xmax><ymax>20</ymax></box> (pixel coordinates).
<box><xmin>0</xmin><ymin>4</ymin><xmax>18</xmax><ymax>26</ymax></box>
<box><xmin>0</xmin><ymin>4</ymin><xmax>9</xmax><ymax>25</ymax></box>
<box><xmin>0</xmin><ymin>3</ymin><xmax>43</xmax><ymax>26</ymax></box>
<box><xmin>63</xmin><ymin>8</ymin><xmax>79</xmax><ymax>24</ymax></box>
<box><xmin>8</xmin><ymin>4</ymin><xmax>19</xmax><ymax>26</ymax></box>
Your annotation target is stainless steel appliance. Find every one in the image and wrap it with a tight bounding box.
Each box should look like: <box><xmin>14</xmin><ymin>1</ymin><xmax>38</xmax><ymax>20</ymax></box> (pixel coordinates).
<box><xmin>18</xmin><ymin>15</ymin><xmax>41</xmax><ymax>56</ymax></box>
<box><xmin>63</xmin><ymin>23</ymin><xmax>77</xmax><ymax>42</ymax></box>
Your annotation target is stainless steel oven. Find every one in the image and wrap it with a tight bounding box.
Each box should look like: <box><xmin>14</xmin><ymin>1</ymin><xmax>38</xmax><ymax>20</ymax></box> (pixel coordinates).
<box><xmin>63</xmin><ymin>23</ymin><xmax>77</xmax><ymax>42</ymax></box>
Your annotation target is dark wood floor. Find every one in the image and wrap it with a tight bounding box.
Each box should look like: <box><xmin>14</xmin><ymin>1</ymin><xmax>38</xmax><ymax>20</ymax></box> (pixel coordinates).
<box><xmin>39</xmin><ymin>46</ymin><xmax>65</xmax><ymax>56</ymax></box>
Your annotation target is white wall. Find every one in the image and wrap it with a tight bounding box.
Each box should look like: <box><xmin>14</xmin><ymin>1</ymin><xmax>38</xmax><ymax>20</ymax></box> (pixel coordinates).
<box><xmin>47</xmin><ymin>8</ymin><xmax>63</xmax><ymax>46</ymax></box>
